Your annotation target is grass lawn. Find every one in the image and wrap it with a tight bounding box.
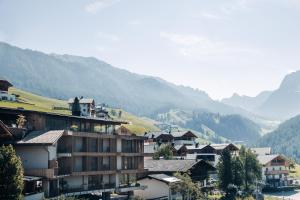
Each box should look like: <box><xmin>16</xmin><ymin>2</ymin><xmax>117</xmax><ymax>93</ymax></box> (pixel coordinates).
<box><xmin>290</xmin><ymin>164</ymin><xmax>300</xmax><ymax>179</ymax></box>
<box><xmin>109</xmin><ymin>108</ymin><xmax>160</xmax><ymax>135</ymax></box>
<box><xmin>0</xmin><ymin>87</ymin><xmax>160</xmax><ymax>135</ymax></box>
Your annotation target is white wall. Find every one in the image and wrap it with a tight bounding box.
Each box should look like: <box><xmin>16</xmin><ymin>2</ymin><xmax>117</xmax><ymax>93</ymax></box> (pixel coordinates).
<box><xmin>0</xmin><ymin>92</ymin><xmax>16</xmax><ymax>101</ymax></box>
<box><xmin>134</xmin><ymin>178</ymin><xmax>170</xmax><ymax>200</ymax></box>
<box><xmin>48</xmin><ymin>145</ymin><xmax>57</xmax><ymax>160</ymax></box>
<box><xmin>15</xmin><ymin>146</ymin><xmax>48</xmax><ymax>169</ymax></box>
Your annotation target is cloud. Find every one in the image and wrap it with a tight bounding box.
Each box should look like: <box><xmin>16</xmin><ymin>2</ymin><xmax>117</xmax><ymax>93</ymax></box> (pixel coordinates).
<box><xmin>97</xmin><ymin>32</ymin><xmax>120</xmax><ymax>42</ymax></box>
<box><xmin>160</xmin><ymin>32</ymin><xmax>212</xmax><ymax>46</ymax></box>
<box><xmin>85</xmin><ymin>0</ymin><xmax>120</xmax><ymax>14</ymax></box>
<box><xmin>200</xmin><ymin>12</ymin><xmax>222</xmax><ymax>20</ymax></box>
<box><xmin>128</xmin><ymin>19</ymin><xmax>142</xmax><ymax>26</ymax></box>
<box><xmin>160</xmin><ymin>32</ymin><xmax>261</xmax><ymax>59</ymax></box>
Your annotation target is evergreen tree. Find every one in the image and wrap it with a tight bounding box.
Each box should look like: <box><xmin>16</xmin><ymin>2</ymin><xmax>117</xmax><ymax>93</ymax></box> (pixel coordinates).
<box><xmin>0</xmin><ymin>145</ymin><xmax>24</xmax><ymax>200</ymax></box>
<box><xmin>72</xmin><ymin>97</ymin><xmax>81</xmax><ymax>116</ymax></box>
<box><xmin>153</xmin><ymin>144</ymin><xmax>173</xmax><ymax>160</ymax></box>
<box><xmin>232</xmin><ymin>156</ymin><xmax>244</xmax><ymax>187</ymax></box>
<box><xmin>217</xmin><ymin>149</ymin><xmax>233</xmax><ymax>191</ymax></box>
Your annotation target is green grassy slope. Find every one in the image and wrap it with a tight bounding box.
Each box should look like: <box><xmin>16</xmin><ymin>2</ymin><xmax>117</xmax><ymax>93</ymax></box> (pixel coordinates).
<box><xmin>0</xmin><ymin>87</ymin><xmax>159</xmax><ymax>135</ymax></box>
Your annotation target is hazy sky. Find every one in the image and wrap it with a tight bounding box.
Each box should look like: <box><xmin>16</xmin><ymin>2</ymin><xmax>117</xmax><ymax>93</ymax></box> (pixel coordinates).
<box><xmin>1</xmin><ymin>0</ymin><xmax>300</xmax><ymax>99</ymax></box>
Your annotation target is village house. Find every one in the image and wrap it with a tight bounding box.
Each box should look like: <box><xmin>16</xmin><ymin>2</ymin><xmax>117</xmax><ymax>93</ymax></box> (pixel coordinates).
<box><xmin>185</xmin><ymin>143</ymin><xmax>239</xmax><ymax>167</ymax></box>
<box><xmin>134</xmin><ymin>174</ymin><xmax>182</xmax><ymax>200</ymax></box>
<box><xmin>251</xmin><ymin>147</ymin><xmax>272</xmax><ymax>156</ymax></box>
<box><xmin>0</xmin><ymin>107</ymin><xmax>146</xmax><ymax>199</ymax></box>
<box><xmin>257</xmin><ymin>154</ymin><xmax>292</xmax><ymax>189</ymax></box>
<box><xmin>68</xmin><ymin>97</ymin><xmax>95</xmax><ymax>117</ymax></box>
<box><xmin>0</xmin><ymin>79</ymin><xmax>16</xmax><ymax>101</ymax></box>
<box><xmin>143</xmin><ymin>159</ymin><xmax>215</xmax><ymax>188</ymax></box>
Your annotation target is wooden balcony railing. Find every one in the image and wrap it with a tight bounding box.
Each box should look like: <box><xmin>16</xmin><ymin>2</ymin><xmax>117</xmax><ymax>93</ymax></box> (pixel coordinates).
<box><xmin>25</xmin><ymin>168</ymin><xmax>57</xmax><ymax>178</ymax></box>
<box><xmin>265</xmin><ymin>170</ymin><xmax>289</xmax><ymax>175</ymax></box>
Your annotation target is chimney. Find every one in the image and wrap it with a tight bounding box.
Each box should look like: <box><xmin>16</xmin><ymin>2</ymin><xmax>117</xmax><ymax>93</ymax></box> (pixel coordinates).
<box><xmin>195</xmin><ymin>143</ymin><xmax>199</xmax><ymax>148</ymax></box>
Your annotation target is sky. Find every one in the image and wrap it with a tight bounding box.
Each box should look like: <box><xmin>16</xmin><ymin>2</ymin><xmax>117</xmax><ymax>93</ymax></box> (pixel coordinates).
<box><xmin>1</xmin><ymin>0</ymin><xmax>300</xmax><ymax>100</ymax></box>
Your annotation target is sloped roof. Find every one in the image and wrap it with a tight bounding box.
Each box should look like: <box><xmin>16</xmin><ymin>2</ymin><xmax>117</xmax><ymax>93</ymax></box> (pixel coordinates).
<box><xmin>0</xmin><ymin>79</ymin><xmax>13</xmax><ymax>87</ymax></box>
<box><xmin>0</xmin><ymin>120</ymin><xmax>13</xmax><ymax>140</ymax></box>
<box><xmin>145</xmin><ymin>159</ymin><xmax>198</xmax><ymax>172</ymax></box>
<box><xmin>186</xmin><ymin>145</ymin><xmax>207</xmax><ymax>150</ymax></box>
<box><xmin>210</xmin><ymin>143</ymin><xmax>239</xmax><ymax>151</ymax></box>
<box><xmin>251</xmin><ymin>147</ymin><xmax>271</xmax><ymax>155</ymax></box>
<box><xmin>144</xmin><ymin>131</ymin><xmax>172</xmax><ymax>139</ymax></box>
<box><xmin>68</xmin><ymin>98</ymin><xmax>94</xmax><ymax>104</ymax></box>
<box><xmin>170</xmin><ymin>130</ymin><xmax>197</xmax><ymax>138</ymax></box>
<box><xmin>17</xmin><ymin>130</ymin><xmax>64</xmax><ymax>145</ymax></box>
<box><xmin>148</xmin><ymin>174</ymin><xmax>180</xmax><ymax>183</ymax></box>
<box><xmin>174</xmin><ymin>144</ymin><xmax>187</xmax><ymax>151</ymax></box>
<box><xmin>257</xmin><ymin>154</ymin><xmax>284</xmax><ymax>165</ymax></box>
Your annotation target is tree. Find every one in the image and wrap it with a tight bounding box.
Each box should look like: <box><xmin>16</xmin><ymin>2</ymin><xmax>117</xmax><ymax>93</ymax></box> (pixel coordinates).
<box><xmin>152</xmin><ymin>144</ymin><xmax>173</xmax><ymax>160</ymax></box>
<box><xmin>217</xmin><ymin>146</ymin><xmax>261</xmax><ymax>195</ymax></box>
<box><xmin>172</xmin><ymin>172</ymin><xmax>203</xmax><ymax>200</ymax></box>
<box><xmin>288</xmin><ymin>158</ymin><xmax>296</xmax><ymax>171</ymax></box>
<box><xmin>16</xmin><ymin>114</ymin><xmax>26</xmax><ymax>128</ymax></box>
<box><xmin>239</xmin><ymin>147</ymin><xmax>261</xmax><ymax>191</ymax></box>
<box><xmin>232</xmin><ymin>156</ymin><xmax>244</xmax><ymax>187</ymax></box>
<box><xmin>217</xmin><ymin>149</ymin><xmax>233</xmax><ymax>191</ymax></box>
<box><xmin>0</xmin><ymin>145</ymin><xmax>24</xmax><ymax>200</ymax></box>
<box><xmin>72</xmin><ymin>97</ymin><xmax>81</xmax><ymax>116</ymax></box>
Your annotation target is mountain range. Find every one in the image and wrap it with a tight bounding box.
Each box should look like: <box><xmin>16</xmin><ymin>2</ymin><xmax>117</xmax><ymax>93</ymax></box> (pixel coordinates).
<box><xmin>222</xmin><ymin>71</ymin><xmax>300</xmax><ymax>120</ymax></box>
<box><xmin>0</xmin><ymin>42</ymin><xmax>253</xmax><ymax>118</ymax></box>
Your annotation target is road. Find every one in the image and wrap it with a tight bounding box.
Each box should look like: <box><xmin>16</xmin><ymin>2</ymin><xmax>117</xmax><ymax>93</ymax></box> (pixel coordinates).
<box><xmin>265</xmin><ymin>190</ymin><xmax>300</xmax><ymax>200</ymax></box>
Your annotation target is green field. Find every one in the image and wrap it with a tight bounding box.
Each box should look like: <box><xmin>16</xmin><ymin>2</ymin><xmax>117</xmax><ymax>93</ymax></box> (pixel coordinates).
<box><xmin>290</xmin><ymin>164</ymin><xmax>300</xmax><ymax>179</ymax></box>
<box><xmin>0</xmin><ymin>87</ymin><xmax>159</xmax><ymax>135</ymax></box>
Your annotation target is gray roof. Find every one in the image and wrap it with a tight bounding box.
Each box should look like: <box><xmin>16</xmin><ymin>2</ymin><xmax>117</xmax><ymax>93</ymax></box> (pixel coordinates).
<box><xmin>251</xmin><ymin>147</ymin><xmax>271</xmax><ymax>155</ymax></box>
<box><xmin>68</xmin><ymin>98</ymin><xmax>94</xmax><ymax>104</ymax></box>
<box><xmin>186</xmin><ymin>145</ymin><xmax>207</xmax><ymax>150</ymax></box>
<box><xmin>148</xmin><ymin>174</ymin><xmax>180</xmax><ymax>183</ymax></box>
<box><xmin>257</xmin><ymin>154</ymin><xmax>282</xmax><ymax>165</ymax></box>
<box><xmin>174</xmin><ymin>144</ymin><xmax>186</xmax><ymax>151</ymax></box>
<box><xmin>145</xmin><ymin>159</ymin><xmax>198</xmax><ymax>172</ymax></box>
<box><xmin>144</xmin><ymin>131</ymin><xmax>171</xmax><ymax>139</ymax></box>
<box><xmin>170</xmin><ymin>131</ymin><xmax>197</xmax><ymax>138</ymax></box>
<box><xmin>210</xmin><ymin>143</ymin><xmax>239</xmax><ymax>150</ymax></box>
<box><xmin>17</xmin><ymin>130</ymin><xmax>64</xmax><ymax>145</ymax></box>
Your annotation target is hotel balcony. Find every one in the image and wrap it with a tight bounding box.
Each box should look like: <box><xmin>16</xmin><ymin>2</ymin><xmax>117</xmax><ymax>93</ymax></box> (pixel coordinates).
<box><xmin>25</xmin><ymin>168</ymin><xmax>58</xmax><ymax>178</ymax></box>
<box><xmin>61</xmin><ymin>183</ymin><xmax>116</xmax><ymax>196</ymax></box>
<box><xmin>265</xmin><ymin>170</ymin><xmax>289</xmax><ymax>175</ymax></box>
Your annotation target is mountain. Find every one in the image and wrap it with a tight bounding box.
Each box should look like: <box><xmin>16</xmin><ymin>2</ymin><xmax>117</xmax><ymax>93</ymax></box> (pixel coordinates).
<box><xmin>156</xmin><ymin>109</ymin><xmax>261</xmax><ymax>144</ymax></box>
<box><xmin>222</xmin><ymin>91</ymin><xmax>272</xmax><ymax>112</ymax></box>
<box><xmin>258</xmin><ymin>115</ymin><xmax>300</xmax><ymax>162</ymax></box>
<box><xmin>258</xmin><ymin>71</ymin><xmax>300</xmax><ymax>119</ymax></box>
<box><xmin>0</xmin><ymin>42</ymin><xmax>253</xmax><ymax>118</ymax></box>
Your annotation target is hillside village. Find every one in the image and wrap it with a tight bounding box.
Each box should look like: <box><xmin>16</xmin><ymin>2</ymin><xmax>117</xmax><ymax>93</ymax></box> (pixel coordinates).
<box><xmin>1</xmin><ymin>79</ymin><xmax>300</xmax><ymax>200</ymax></box>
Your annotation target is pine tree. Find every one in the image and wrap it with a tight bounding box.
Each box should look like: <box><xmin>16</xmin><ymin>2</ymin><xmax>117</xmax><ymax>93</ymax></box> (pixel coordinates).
<box><xmin>72</xmin><ymin>97</ymin><xmax>81</xmax><ymax>116</ymax></box>
<box><xmin>0</xmin><ymin>145</ymin><xmax>24</xmax><ymax>200</ymax></box>
<box><xmin>217</xmin><ymin>149</ymin><xmax>233</xmax><ymax>191</ymax></box>
<box><xmin>232</xmin><ymin>156</ymin><xmax>244</xmax><ymax>187</ymax></box>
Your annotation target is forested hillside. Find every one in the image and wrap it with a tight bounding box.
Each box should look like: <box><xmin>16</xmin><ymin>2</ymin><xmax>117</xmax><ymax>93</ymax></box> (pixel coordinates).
<box><xmin>258</xmin><ymin>115</ymin><xmax>300</xmax><ymax>162</ymax></box>
<box><xmin>156</xmin><ymin>109</ymin><xmax>261</xmax><ymax>144</ymax></box>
